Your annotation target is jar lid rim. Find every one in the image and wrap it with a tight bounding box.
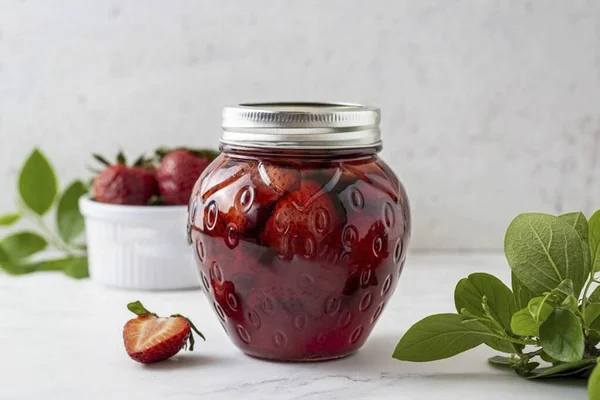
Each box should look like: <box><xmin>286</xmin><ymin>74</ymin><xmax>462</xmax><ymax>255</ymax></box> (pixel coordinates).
<box><xmin>221</xmin><ymin>102</ymin><xmax>381</xmax><ymax>149</ymax></box>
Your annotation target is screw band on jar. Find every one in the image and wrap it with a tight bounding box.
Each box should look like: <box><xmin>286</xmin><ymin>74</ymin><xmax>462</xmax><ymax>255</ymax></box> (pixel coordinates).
<box><xmin>221</xmin><ymin>102</ymin><xmax>381</xmax><ymax>150</ymax></box>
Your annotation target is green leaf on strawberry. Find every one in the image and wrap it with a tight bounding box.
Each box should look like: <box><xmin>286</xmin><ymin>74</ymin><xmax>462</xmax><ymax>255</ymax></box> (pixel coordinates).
<box><xmin>127</xmin><ymin>300</ymin><xmax>155</xmax><ymax>316</ymax></box>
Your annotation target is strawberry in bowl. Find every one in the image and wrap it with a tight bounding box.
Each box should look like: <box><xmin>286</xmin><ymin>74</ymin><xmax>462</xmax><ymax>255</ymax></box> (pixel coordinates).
<box><xmin>92</xmin><ymin>152</ymin><xmax>158</xmax><ymax>205</ymax></box>
<box><xmin>80</xmin><ymin>148</ymin><xmax>219</xmax><ymax>290</ymax></box>
<box><xmin>156</xmin><ymin>148</ymin><xmax>220</xmax><ymax>205</ymax></box>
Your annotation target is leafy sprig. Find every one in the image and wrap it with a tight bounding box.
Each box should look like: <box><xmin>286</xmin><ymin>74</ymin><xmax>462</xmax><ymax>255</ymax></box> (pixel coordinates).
<box><xmin>0</xmin><ymin>149</ymin><xmax>88</xmax><ymax>278</ymax></box>
<box><xmin>393</xmin><ymin>210</ymin><xmax>600</xmax><ymax>394</ymax></box>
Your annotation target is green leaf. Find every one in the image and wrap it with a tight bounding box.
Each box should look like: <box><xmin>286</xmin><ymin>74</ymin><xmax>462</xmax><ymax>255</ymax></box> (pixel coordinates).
<box><xmin>116</xmin><ymin>151</ymin><xmax>126</xmax><ymax>165</ymax></box>
<box><xmin>483</xmin><ymin>336</ymin><xmax>516</xmax><ymax>353</ymax></box>
<box><xmin>552</xmin><ymin>279</ymin><xmax>574</xmax><ymax>299</ymax></box>
<box><xmin>559</xmin><ymin>295</ymin><xmax>579</xmax><ymax>314</ymax></box>
<box><xmin>18</xmin><ymin>149</ymin><xmax>58</xmax><ymax>215</ymax></box>
<box><xmin>0</xmin><ymin>246</ymin><xmax>10</xmax><ymax>263</ymax></box>
<box><xmin>0</xmin><ymin>262</ymin><xmax>34</xmax><ymax>275</ymax></box>
<box><xmin>504</xmin><ymin>213</ymin><xmax>587</xmax><ymax>296</ymax></box>
<box><xmin>0</xmin><ymin>248</ymin><xmax>36</xmax><ymax>275</ymax></box>
<box><xmin>62</xmin><ymin>258</ymin><xmax>89</xmax><ymax>279</ymax></box>
<box><xmin>454</xmin><ymin>273</ymin><xmax>518</xmax><ymax>353</ymax></box>
<box><xmin>511</xmin><ymin>296</ymin><xmax>554</xmax><ymax>337</ymax></box>
<box><xmin>529</xmin><ymin>358</ymin><xmax>597</xmax><ymax>379</ymax></box>
<box><xmin>0</xmin><ymin>232</ymin><xmax>47</xmax><ymax>260</ymax></box>
<box><xmin>540</xmin><ymin>351</ymin><xmax>557</xmax><ymax>364</ymax></box>
<box><xmin>589</xmin><ymin>210</ymin><xmax>600</xmax><ymax>273</ymax></box>
<box><xmin>539</xmin><ymin>309</ymin><xmax>584</xmax><ymax>362</ymax></box>
<box><xmin>92</xmin><ymin>153</ymin><xmax>111</xmax><ymax>167</ymax></box>
<box><xmin>454</xmin><ymin>273</ymin><xmax>517</xmax><ymax>332</ymax></box>
<box><xmin>458</xmin><ymin>309</ymin><xmax>513</xmax><ymax>352</ymax></box>
<box><xmin>524</xmin><ymin>362</ymin><xmax>540</xmax><ymax>372</ymax></box>
<box><xmin>127</xmin><ymin>301</ymin><xmax>154</xmax><ymax>316</ymax></box>
<box><xmin>392</xmin><ymin>313</ymin><xmax>491</xmax><ymax>362</ymax></box>
<box><xmin>182</xmin><ymin>316</ymin><xmax>206</xmax><ymax>351</ymax></box>
<box><xmin>0</xmin><ymin>212</ymin><xmax>21</xmax><ymax>226</ymax></box>
<box><xmin>589</xmin><ymin>361</ymin><xmax>600</xmax><ymax>399</ymax></box>
<box><xmin>590</xmin><ymin>330</ymin><xmax>600</xmax><ymax>347</ymax></box>
<box><xmin>528</xmin><ymin>296</ymin><xmax>556</xmax><ymax>322</ymax></box>
<box><xmin>56</xmin><ymin>180</ymin><xmax>88</xmax><ymax>243</ymax></box>
<box><xmin>1</xmin><ymin>257</ymin><xmax>88</xmax><ymax>278</ymax></box>
<box><xmin>590</xmin><ymin>286</ymin><xmax>600</xmax><ymax>303</ymax></box>
<box><xmin>512</xmin><ymin>273</ymin><xmax>535</xmax><ymax>310</ymax></box>
<box><xmin>488</xmin><ymin>355</ymin><xmax>513</xmax><ymax>368</ymax></box>
<box><xmin>584</xmin><ymin>303</ymin><xmax>600</xmax><ymax>328</ymax></box>
<box><xmin>0</xmin><ymin>247</ymin><xmax>22</xmax><ymax>275</ymax></box>
<box><xmin>560</xmin><ymin>212</ymin><xmax>589</xmax><ymax>243</ymax></box>
<box><xmin>560</xmin><ymin>212</ymin><xmax>591</xmax><ymax>273</ymax></box>
<box><xmin>510</xmin><ymin>309</ymin><xmax>539</xmax><ymax>336</ymax></box>
<box><xmin>29</xmin><ymin>258</ymin><xmax>70</xmax><ymax>271</ymax></box>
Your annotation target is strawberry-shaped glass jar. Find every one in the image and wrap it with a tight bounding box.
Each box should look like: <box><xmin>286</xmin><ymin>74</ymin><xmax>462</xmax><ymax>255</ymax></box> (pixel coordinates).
<box><xmin>189</xmin><ymin>103</ymin><xmax>410</xmax><ymax>361</ymax></box>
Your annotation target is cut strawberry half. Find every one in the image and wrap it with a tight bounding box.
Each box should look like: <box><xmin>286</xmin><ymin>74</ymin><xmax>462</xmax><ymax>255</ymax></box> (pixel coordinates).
<box><xmin>123</xmin><ymin>301</ymin><xmax>205</xmax><ymax>364</ymax></box>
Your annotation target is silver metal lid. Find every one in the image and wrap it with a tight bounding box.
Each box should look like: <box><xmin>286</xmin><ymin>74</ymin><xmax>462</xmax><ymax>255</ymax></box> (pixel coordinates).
<box><xmin>221</xmin><ymin>102</ymin><xmax>381</xmax><ymax>149</ymax></box>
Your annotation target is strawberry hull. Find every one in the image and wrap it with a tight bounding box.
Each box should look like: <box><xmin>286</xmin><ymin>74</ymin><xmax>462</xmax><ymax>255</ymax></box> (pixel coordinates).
<box><xmin>190</xmin><ymin>152</ymin><xmax>410</xmax><ymax>361</ymax></box>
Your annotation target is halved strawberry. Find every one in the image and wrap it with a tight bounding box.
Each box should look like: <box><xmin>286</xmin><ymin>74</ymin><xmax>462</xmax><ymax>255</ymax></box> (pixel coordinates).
<box><xmin>123</xmin><ymin>301</ymin><xmax>205</xmax><ymax>364</ymax></box>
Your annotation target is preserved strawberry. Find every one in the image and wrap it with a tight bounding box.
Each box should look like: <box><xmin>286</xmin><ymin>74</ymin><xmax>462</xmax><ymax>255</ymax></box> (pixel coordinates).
<box><xmin>190</xmin><ymin>102</ymin><xmax>410</xmax><ymax>361</ymax></box>
<box><xmin>190</xmin><ymin>154</ymin><xmax>410</xmax><ymax>361</ymax></box>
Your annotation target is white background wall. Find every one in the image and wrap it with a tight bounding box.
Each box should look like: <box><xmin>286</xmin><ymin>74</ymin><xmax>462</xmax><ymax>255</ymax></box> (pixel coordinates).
<box><xmin>1</xmin><ymin>0</ymin><xmax>599</xmax><ymax>250</ymax></box>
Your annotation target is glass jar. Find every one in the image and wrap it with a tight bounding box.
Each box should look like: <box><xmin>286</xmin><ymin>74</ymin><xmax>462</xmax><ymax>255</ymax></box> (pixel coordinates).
<box><xmin>188</xmin><ymin>103</ymin><xmax>411</xmax><ymax>361</ymax></box>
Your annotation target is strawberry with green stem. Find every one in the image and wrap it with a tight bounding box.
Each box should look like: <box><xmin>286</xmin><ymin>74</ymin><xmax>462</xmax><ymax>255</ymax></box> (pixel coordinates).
<box><xmin>92</xmin><ymin>151</ymin><xmax>158</xmax><ymax>205</ymax></box>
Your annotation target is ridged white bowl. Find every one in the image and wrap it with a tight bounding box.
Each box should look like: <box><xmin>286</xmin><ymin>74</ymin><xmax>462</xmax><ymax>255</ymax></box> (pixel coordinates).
<box><xmin>79</xmin><ymin>197</ymin><xmax>199</xmax><ymax>290</ymax></box>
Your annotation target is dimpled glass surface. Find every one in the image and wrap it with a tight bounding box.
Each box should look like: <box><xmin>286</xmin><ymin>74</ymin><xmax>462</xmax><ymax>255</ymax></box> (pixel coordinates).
<box><xmin>188</xmin><ymin>152</ymin><xmax>410</xmax><ymax>361</ymax></box>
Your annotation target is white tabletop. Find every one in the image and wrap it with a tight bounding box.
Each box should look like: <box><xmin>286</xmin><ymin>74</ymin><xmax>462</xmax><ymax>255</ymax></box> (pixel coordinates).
<box><xmin>0</xmin><ymin>253</ymin><xmax>587</xmax><ymax>400</ymax></box>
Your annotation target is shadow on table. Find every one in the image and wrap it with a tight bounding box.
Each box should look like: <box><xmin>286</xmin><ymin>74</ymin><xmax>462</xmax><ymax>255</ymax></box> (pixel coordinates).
<box><xmin>143</xmin><ymin>354</ymin><xmax>225</xmax><ymax>371</ymax></box>
<box><xmin>320</xmin><ymin>333</ymin><xmax>587</xmax><ymax>389</ymax></box>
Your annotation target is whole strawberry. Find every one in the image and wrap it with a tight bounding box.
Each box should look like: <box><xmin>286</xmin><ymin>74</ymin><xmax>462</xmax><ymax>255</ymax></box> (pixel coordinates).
<box><xmin>261</xmin><ymin>179</ymin><xmax>342</xmax><ymax>259</ymax></box>
<box><xmin>123</xmin><ymin>301</ymin><xmax>205</xmax><ymax>364</ymax></box>
<box><xmin>92</xmin><ymin>152</ymin><xmax>158</xmax><ymax>205</ymax></box>
<box><xmin>156</xmin><ymin>148</ymin><xmax>219</xmax><ymax>205</ymax></box>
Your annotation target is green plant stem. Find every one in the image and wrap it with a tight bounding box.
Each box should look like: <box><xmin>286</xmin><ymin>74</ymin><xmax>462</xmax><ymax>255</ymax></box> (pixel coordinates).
<box><xmin>479</xmin><ymin>331</ymin><xmax>537</xmax><ymax>346</ymax></box>
<box><xmin>523</xmin><ymin>348</ymin><xmax>543</xmax><ymax>358</ymax></box>
<box><xmin>582</xmin><ymin>275</ymin><xmax>595</xmax><ymax>330</ymax></box>
<box><xmin>486</xmin><ymin>311</ymin><xmax>509</xmax><ymax>336</ymax></box>
<box><xmin>27</xmin><ymin>211</ymin><xmax>74</xmax><ymax>257</ymax></box>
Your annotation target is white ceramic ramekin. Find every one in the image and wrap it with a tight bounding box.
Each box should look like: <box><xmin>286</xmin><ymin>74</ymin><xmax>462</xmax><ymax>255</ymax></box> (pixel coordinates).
<box><xmin>79</xmin><ymin>197</ymin><xmax>199</xmax><ymax>290</ymax></box>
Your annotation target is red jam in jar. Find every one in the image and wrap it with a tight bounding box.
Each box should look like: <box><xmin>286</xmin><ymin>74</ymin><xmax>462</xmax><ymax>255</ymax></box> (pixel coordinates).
<box><xmin>189</xmin><ymin>103</ymin><xmax>410</xmax><ymax>361</ymax></box>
